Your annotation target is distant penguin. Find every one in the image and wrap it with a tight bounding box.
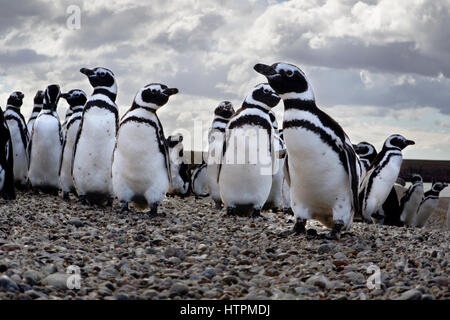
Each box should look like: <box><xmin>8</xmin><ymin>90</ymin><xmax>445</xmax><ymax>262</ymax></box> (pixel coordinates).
<box><xmin>28</xmin><ymin>84</ymin><xmax>63</xmax><ymax>195</ymax></box>
<box><xmin>27</xmin><ymin>90</ymin><xmax>44</xmax><ymax>136</ymax></box>
<box><xmin>0</xmin><ymin>106</ymin><xmax>15</xmax><ymax>200</ymax></box>
<box><xmin>112</xmin><ymin>83</ymin><xmax>178</xmax><ymax>214</ymax></box>
<box><xmin>263</xmin><ymin>111</ymin><xmax>285</xmax><ymax>212</ymax></box>
<box><xmin>360</xmin><ymin>134</ymin><xmax>415</xmax><ymax>223</ymax></box>
<box><xmin>254</xmin><ymin>62</ymin><xmax>361</xmax><ymax>239</ymax></box>
<box><xmin>191</xmin><ymin>161</ymin><xmax>209</xmax><ymax>198</ymax></box>
<box><xmin>61</xmin><ymin>106</ymin><xmax>74</xmax><ymax>132</ymax></box>
<box><xmin>59</xmin><ymin>89</ymin><xmax>87</xmax><ymax>200</ymax></box>
<box><xmin>218</xmin><ymin>83</ymin><xmax>281</xmax><ymax>217</ymax></box>
<box><xmin>73</xmin><ymin>67</ymin><xmax>118</xmax><ymax>206</ymax></box>
<box><xmin>167</xmin><ymin>134</ymin><xmax>190</xmax><ymax>196</ymax></box>
<box><xmin>378</xmin><ymin>187</ymin><xmax>401</xmax><ymax>226</ymax></box>
<box><xmin>206</xmin><ymin>101</ymin><xmax>235</xmax><ymax>209</ymax></box>
<box><xmin>400</xmin><ymin>174</ymin><xmax>424</xmax><ymax>226</ymax></box>
<box><xmin>414</xmin><ymin>182</ymin><xmax>448</xmax><ymax>228</ymax></box>
<box><xmin>353</xmin><ymin>141</ymin><xmax>377</xmax><ymax>180</ymax></box>
<box><xmin>4</xmin><ymin>91</ymin><xmax>28</xmax><ymax>189</ymax></box>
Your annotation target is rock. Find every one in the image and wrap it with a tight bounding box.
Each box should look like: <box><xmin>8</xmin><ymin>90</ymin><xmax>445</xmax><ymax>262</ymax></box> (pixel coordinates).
<box><xmin>42</xmin><ymin>265</ymin><xmax>57</xmax><ymax>276</ymax></box>
<box><xmin>305</xmin><ymin>275</ymin><xmax>331</xmax><ymax>290</ymax></box>
<box><xmin>170</xmin><ymin>283</ymin><xmax>189</xmax><ymax>296</ymax></box>
<box><xmin>0</xmin><ymin>264</ymin><xmax>7</xmax><ymax>273</ymax></box>
<box><xmin>333</xmin><ymin>252</ymin><xmax>347</xmax><ymax>260</ymax></box>
<box><xmin>143</xmin><ymin>289</ymin><xmax>158</xmax><ymax>299</ymax></box>
<box><xmin>68</xmin><ymin>220</ymin><xmax>84</xmax><ymax>228</ymax></box>
<box><xmin>0</xmin><ymin>243</ymin><xmax>21</xmax><ymax>252</ymax></box>
<box><xmin>42</xmin><ymin>273</ymin><xmax>71</xmax><ymax>289</ymax></box>
<box><xmin>23</xmin><ymin>270</ymin><xmax>44</xmax><ymax>284</ymax></box>
<box><xmin>397</xmin><ymin>289</ymin><xmax>422</xmax><ymax>300</ymax></box>
<box><xmin>115</xmin><ymin>293</ymin><xmax>130</xmax><ymax>300</ymax></box>
<box><xmin>0</xmin><ymin>275</ymin><xmax>19</xmax><ymax>292</ymax></box>
<box><xmin>198</xmin><ymin>244</ymin><xmax>208</xmax><ymax>252</ymax></box>
<box><xmin>222</xmin><ymin>276</ymin><xmax>238</xmax><ymax>285</ymax></box>
<box><xmin>318</xmin><ymin>244</ymin><xmax>332</xmax><ymax>254</ymax></box>
<box><xmin>344</xmin><ymin>272</ymin><xmax>366</xmax><ymax>285</ymax></box>
<box><xmin>201</xmin><ymin>268</ymin><xmax>215</xmax><ymax>279</ymax></box>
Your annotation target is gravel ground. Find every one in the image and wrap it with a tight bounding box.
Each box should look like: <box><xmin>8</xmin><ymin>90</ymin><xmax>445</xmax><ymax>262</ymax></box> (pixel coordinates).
<box><xmin>0</xmin><ymin>191</ymin><xmax>448</xmax><ymax>300</ymax></box>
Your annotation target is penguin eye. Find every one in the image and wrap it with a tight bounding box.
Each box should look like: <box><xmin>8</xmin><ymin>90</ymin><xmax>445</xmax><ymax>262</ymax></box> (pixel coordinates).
<box><xmin>99</xmin><ymin>72</ymin><xmax>106</xmax><ymax>77</ymax></box>
<box><xmin>285</xmin><ymin>70</ymin><xmax>294</xmax><ymax>77</ymax></box>
<box><xmin>263</xmin><ymin>89</ymin><xmax>269</xmax><ymax>94</ymax></box>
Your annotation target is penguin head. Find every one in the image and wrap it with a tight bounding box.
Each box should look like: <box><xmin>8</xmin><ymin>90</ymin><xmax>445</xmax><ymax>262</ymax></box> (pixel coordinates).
<box><xmin>167</xmin><ymin>134</ymin><xmax>184</xmax><ymax>159</ymax></box>
<box><xmin>80</xmin><ymin>67</ymin><xmax>116</xmax><ymax>90</ymax></box>
<box><xmin>385</xmin><ymin>134</ymin><xmax>415</xmax><ymax>150</ymax></box>
<box><xmin>61</xmin><ymin>89</ymin><xmax>87</xmax><ymax>108</ymax></box>
<box><xmin>7</xmin><ymin>91</ymin><xmax>25</xmax><ymax>108</ymax></box>
<box><xmin>214</xmin><ymin>101</ymin><xmax>235</xmax><ymax>119</ymax></box>
<box><xmin>134</xmin><ymin>83</ymin><xmax>178</xmax><ymax>109</ymax></box>
<box><xmin>167</xmin><ymin>134</ymin><xmax>183</xmax><ymax>149</ymax></box>
<box><xmin>33</xmin><ymin>90</ymin><xmax>44</xmax><ymax>105</ymax></box>
<box><xmin>254</xmin><ymin>62</ymin><xmax>314</xmax><ymax>101</ymax></box>
<box><xmin>411</xmin><ymin>174</ymin><xmax>423</xmax><ymax>184</ymax></box>
<box><xmin>432</xmin><ymin>182</ymin><xmax>448</xmax><ymax>192</ymax></box>
<box><xmin>354</xmin><ymin>142</ymin><xmax>377</xmax><ymax>159</ymax></box>
<box><xmin>43</xmin><ymin>84</ymin><xmax>61</xmax><ymax>111</ymax></box>
<box><xmin>246</xmin><ymin>83</ymin><xmax>281</xmax><ymax>110</ymax></box>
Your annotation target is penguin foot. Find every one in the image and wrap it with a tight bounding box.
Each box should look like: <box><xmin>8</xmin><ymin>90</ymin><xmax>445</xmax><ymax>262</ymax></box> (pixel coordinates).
<box><xmin>149</xmin><ymin>203</ymin><xmax>158</xmax><ymax>217</ymax></box>
<box><xmin>106</xmin><ymin>197</ymin><xmax>114</xmax><ymax>207</ymax></box>
<box><xmin>214</xmin><ymin>200</ymin><xmax>223</xmax><ymax>210</ymax></box>
<box><xmin>306</xmin><ymin>228</ymin><xmax>318</xmax><ymax>237</ymax></box>
<box><xmin>324</xmin><ymin>221</ymin><xmax>344</xmax><ymax>240</ymax></box>
<box><xmin>120</xmin><ymin>202</ymin><xmax>130</xmax><ymax>213</ymax></box>
<box><xmin>293</xmin><ymin>218</ymin><xmax>307</xmax><ymax>235</ymax></box>
<box><xmin>80</xmin><ymin>196</ymin><xmax>88</xmax><ymax>206</ymax></box>
<box><xmin>271</xmin><ymin>206</ymin><xmax>280</xmax><ymax>213</ymax></box>
<box><xmin>62</xmin><ymin>192</ymin><xmax>70</xmax><ymax>201</ymax></box>
<box><xmin>225</xmin><ymin>207</ymin><xmax>235</xmax><ymax>217</ymax></box>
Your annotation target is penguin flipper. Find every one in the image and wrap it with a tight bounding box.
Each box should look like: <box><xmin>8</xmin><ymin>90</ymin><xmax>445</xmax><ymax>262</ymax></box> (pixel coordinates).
<box><xmin>344</xmin><ymin>142</ymin><xmax>361</xmax><ymax>216</ymax></box>
<box><xmin>283</xmin><ymin>153</ymin><xmax>291</xmax><ymax>187</ymax></box>
<box><xmin>216</xmin><ymin>130</ymin><xmax>228</xmax><ymax>184</ymax></box>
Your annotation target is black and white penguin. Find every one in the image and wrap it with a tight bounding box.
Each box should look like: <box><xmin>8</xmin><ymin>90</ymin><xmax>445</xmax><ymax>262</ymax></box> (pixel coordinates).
<box><xmin>4</xmin><ymin>91</ymin><xmax>28</xmax><ymax>189</ymax></box>
<box><xmin>278</xmin><ymin>129</ymin><xmax>292</xmax><ymax>215</ymax></box>
<box><xmin>353</xmin><ymin>141</ymin><xmax>377</xmax><ymax>180</ymax></box>
<box><xmin>399</xmin><ymin>174</ymin><xmax>424</xmax><ymax>226</ymax></box>
<box><xmin>414</xmin><ymin>182</ymin><xmax>448</xmax><ymax>228</ymax></box>
<box><xmin>167</xmin><ymin>134</ymin><xmax>190</xmax><ymax>197</ymax></box>
<box><xmin>263</xmin><ymin>110</ymin><xmax>285</xmax><ymax>212</ymax></box>
<box><xmin>254</xmin><ymin>62</ymin><xmax>361</xmax><ymax>239</ymax></box>
<box><xmin>206</xmin><ymin>101</ymin><xmax>235</xmax><ymax>209</ymax></box>
<box><xmin>27</xmin><ymin>90</ymin><xmax>44</xmax><ymax>136</ymax></box>
<box><xmin>359</xmin><ymin>134</ymin><xmax>415</xmax><ymax>223</ymax></box>
<box><xmin>218</xmin><ymin>83</ymin><xmax>281</xmax><ymax>218</ymax></box>
<box><xmin>28</xmin><ymin>84</ymin><xmax>63</xmax><ymax>195</ymax></box>
<box><xmin>191</xmin><ymin>161</ymin><xmax>209</xmax><ymax>198</ymax></box>
<box><xmin>73</xmin><ymin>67</ymin><xmax>118</xmax><ymax>206</ymax></box>
<box><xmin>0</xmin><ymin>106</ymin><xmax>15</xmax><ymax>200</ymax></box>
<box><xmin>111</xmin><ymin>83</ymin><xmax>178</xmax><ymax>214</ymax></box>
<box><xmin>59</xmin><ymin>89</ymin><xmax>87</xmax><ymax>200</ymax></box>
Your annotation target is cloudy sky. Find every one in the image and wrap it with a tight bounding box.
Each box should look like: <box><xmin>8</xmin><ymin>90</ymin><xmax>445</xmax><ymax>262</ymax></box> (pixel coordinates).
<box><xmin>1</xmin><ymin>0</ymin><xmax>449</xmax><ymax>159</ymax></box>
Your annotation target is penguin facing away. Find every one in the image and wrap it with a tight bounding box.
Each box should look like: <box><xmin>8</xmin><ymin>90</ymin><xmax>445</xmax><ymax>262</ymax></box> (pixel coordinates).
<box><xmin>167</xmin><ymin>134</ymin><xmax>190</xmax><ymax>197</ymax></box>
<box><xmin>28</xmin><ymin>84</ymin><xmax>63</xmax><ymax>195</ymax></box>
<box><xmin>254</xmin><ymin>62</ymin><xmax>361</xmax><ymax>239</ymax></box>
<box><xmin>359</xmin><ymin>134</ymin><xmax>415</xmax><ymax>223</ymax></box>
<box><xmin>73</xmin><ymin>67</ymin><xmax>119</xmax><ymax>206</ymax></box>
<box><xmin>191</xmin><ymin>161</ymin><xmax>209</xmax><ymax>198</ymax></box>
<box><xmin>399</xmin><ymin>174</ymin><xmax>424</xmax><ymax>226</ymax></box>
<box><xmin>414</xmin><ymin>182</ymin><xmax>448</xmax><ymax>228</ymax></box>
<box><xmin>353</xmin><ymin>141</ymin><xmax>377</xmax><ymax>181</ymax></box>
<box><xmin>218</xmin><ymin>83</ymin><xmax>281</xmax><ymax>218</ymax></box>
<box><xmin>206</xmin><ymin>101</ymin><xmax>235</xmax><ymax>209</ymax></box>
<box><xmin>0</xmin><ymin>106</ymin><xmax>15</xmax><ymax>200</ymax></box>
<box><xmin>4</xmin><ymin>91</ymin><xmax>29</xmax><ymax>189</ymax></box>
<box><xmin>27</xmin><ymin>90</ymin><xmax>44</xmax><ymax>136</ymax></box>
<box><xmin>112</xmin><ymin>83</ymin><xmax>178</xmax><ymax>214</ymax></box>
<box><xmin>59</xmin><ymin>89</ymin><xmax>87</xmax><ymax>200</ymax></box>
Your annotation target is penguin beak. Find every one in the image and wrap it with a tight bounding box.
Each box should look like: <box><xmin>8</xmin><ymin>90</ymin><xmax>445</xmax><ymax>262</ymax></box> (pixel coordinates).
<box><xmin>254</xmin><ymin>64</ymin><xmax>277</xmax><ymax>77</ymax></box>
<box><xmin>18</xmin><ymin>92</ymin><xmax>24</xmax><ymax>99</ymax></box>
<box><xmin>164</xmin><ymin>88</ymin><xmax>179</xmax><ymax>96</ymax></box>
<box><xmin>405</xmin><ymin>140</ymin><xmax>415</xmax><ymax>146</ymax></box>
<box><xmin>80</xmin><ymin>68</ymin><xmax>94</xmax><ymax>76</ymax></box>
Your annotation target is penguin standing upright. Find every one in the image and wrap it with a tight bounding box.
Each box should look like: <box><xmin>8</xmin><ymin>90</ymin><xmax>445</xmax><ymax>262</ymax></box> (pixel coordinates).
<box><xmin>206</xmin><ymin>101</ymin><xmax>235</xmax><ymax>209</ymax></box>
<box><xmin>167</xmin><ymin>134</ymin><xmax>190</xmax><ymax>196</ymax></box>
<box><xmin>73</xmin><ymin>67</ymin><xmax>119</xmax><ymax>206</ymax></box>
<box><xmin>218</xmin><ymin>83</ymin><xmax>281</xmax><ymax>217</ymax></box>
<box><xmin>359</xmin><ymin>134</ymin><xmax>415</xmax><ymax>223</ymax></box>
<box><xmin>28</xmin><ymin>84</ymin><xmax>63</xmax><ymax>195</ymax></box>
<box><xmin>59</xmin><ymin>89</ymin><xmax>87</xmax><ymax>200</ymax></box>
<box><xmin>263</xmin><ymin>110</ymin><xmax>285</xmax><ymax>212</ymax></box>
<box><xmin>254</xmin><ymin>62</ymin><xmax>361</xmax><ymax>239</ymax></box>
<box><xmin>399</xmin><ymin>174</ymin><xmax>424</xmax><ymax>226</ymax></box>
<box><xmin>191</xmin><ymin>161</ymin><xmax>209</xmax><ymax>198</ymax></box>
<box><xmin>414</xmin><ymin>182</ymin><xmax>448</xmax><ymax>228</ymax></box>
<box><xmin>4</xmin><ymin>92</ymin><xmax>28</xmax><ymax>189</ymax></box>
<box><xmin>27</xmin><ymin>90</ymin><xmax>44</xmax><ymax>136</ymax></box>
<box><xmin>353</xmin><ymin>141</ymin><xmax>377</xmax><ymax>180</ymax></box>
<box><xmin>112</xmin><ymin>83</ymin><xmax>178</xmax><ymax>214</ymax></box>
<box><xmin>0</xmin><ymin>106</ymin><xmax>15</xmax><ymax>200</ymax></box>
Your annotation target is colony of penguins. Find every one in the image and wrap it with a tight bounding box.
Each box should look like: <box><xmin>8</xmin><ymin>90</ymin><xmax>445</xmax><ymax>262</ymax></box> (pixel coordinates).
<box><xmin>0</xmin><ymin>63</ymin><xmax>448</xmax><ymax>240</ymax></box>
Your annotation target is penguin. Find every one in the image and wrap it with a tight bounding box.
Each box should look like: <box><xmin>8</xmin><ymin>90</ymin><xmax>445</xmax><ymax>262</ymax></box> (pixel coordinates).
<box><xmin>27</xmin><ymin>90</ymin><xmax>44</xmax><ymax>136</ymax></box>
<box><xmin>206</xmin><ymin>101</ymin><xmax>235</xmax><ymax>209</ymax></box>
<box><xmin>73</xmin><ymin>67</ymin><xmax>119</xmax><ymax>206</ymax></box>
<box><xmin>278</xmin><ymin>129</ymin><xmax>292</xmax><ymax>215</ymax></box>
<box><xmin>28</xmin><ymin>84</ymin><xmax>63</xmax><ymax>195</ymax></box>
<box><xmin>218</xmin><ymin>83</ymin><xmax>281</xmax><ymax>218</ymax></box>
<box><xmin>414</xmin><ymin>182</ymin><xmax>448</xmax><ymax>228</ymax></box>
<box><xmin>359</xmin><ymin>134</ymin><xmax>415</xmax><ymax>223</ymax></box>
<box><xmin>353</xmin><ymin>141</ymin><xmax>377</xmax><ymax>180</ymax></box>
<box><xmin>0</xmin><ymin>106</ymin><xmax>15</xmax><ymax>200</ymax></box>
<box><xmin>254</xmin><ymin>62</ymin><xmax>361</xmax><ymax>239</ymax></box>
<box><xmin>378</xmin><ymin>187</ymin><xmax>401</xmax><ymax>226</ymax></box>
<box><xmin>399</xmin><ymin>174</ymin><xmax>424</xmax><ymax>226</ymax></box>
<box><xmin>111</xmin><ymin>83</ymin><xmax>178</xmax><ymax>214</ymax></box>
<box><xmin>191</xmin><ymin>161</ymin><xmax>210</xmax><ymax>198</ymax></box>
<box><xmin>4</xmin><ymin>91</ymin><xmax>29</xmax><ymax>189</ymax></box>
<box><xmin>263</xmin><ymin>110</ymin><xmax>285</xmax><ymax>212</ymax></box>
<box><xmin>59</xmin><ymin>89</ymin><xmax>87</xmax><ymax>200</ymax></box>
<box><xmin>61</xmin><ymin>107</ymin><xmax>74</xmax><ymax>132</ymax></box>
<box><xmin>167</xmin><ymin>134</ymin><xmax>190</xmax><ymax>197</ymax></box>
